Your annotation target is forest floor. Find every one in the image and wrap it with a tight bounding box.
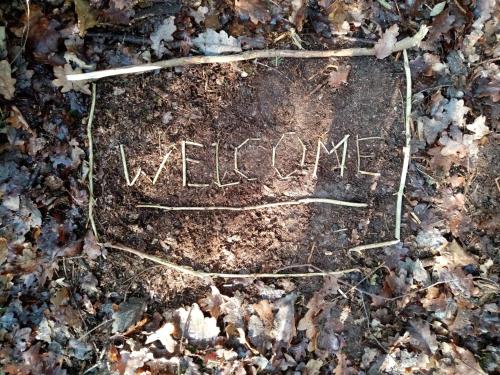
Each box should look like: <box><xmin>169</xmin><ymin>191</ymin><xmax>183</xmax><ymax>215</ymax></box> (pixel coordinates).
<box><xmin>0</xmin><ymin>0</ymin><xmax>498</xmax><ymax>374</ymax></box>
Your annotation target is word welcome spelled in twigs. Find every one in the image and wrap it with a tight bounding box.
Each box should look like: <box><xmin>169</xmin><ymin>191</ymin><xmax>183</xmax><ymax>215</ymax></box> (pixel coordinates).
<box><xmin>120</xmin><ymin>134</ymin><xmax>384</xmax><ymax>187</ymax></box>
<box><xmin>68</xmin><ymin>25</ymin><xmax>428</xmax><ymax>81</ymax></box>
<box><xmin>119</xmin><ymin>132</ymin><xmax>385</xmax><ymax>210</ymax></box>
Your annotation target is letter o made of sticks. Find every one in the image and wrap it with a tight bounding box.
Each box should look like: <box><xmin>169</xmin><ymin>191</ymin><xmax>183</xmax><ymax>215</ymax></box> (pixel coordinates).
<box><xmin>272</xmin><ymin>132</ymin><xmax>306</xmax><ymax>180</ymax></box>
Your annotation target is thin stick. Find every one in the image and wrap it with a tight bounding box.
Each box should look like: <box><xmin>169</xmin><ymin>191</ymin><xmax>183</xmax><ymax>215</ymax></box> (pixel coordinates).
<box><xmin>359</xmin><ymin>291</ymin><xmax>387</xmax><ymax>352</ymax></box>
<box><xmin>153</xmin><ymin>149</ymin><xmax>173</xmax><ymax>185</ymax></box>
<box><xmin>137</xmin><ymin>197</ymin><xmax>367</xmax><ymax>212</ymax></box>
<box><xmin>67</xmin><ymin>26</ymin><xmax>428</xmax><ymax>81</ymax></box>
<box><xmin>348</xmin><ymin>239</ymin><xmax>400</xmax><ymax>256</ymax></box>
<box><xmin>79</xmin><ymin>318</ymin><xmax>113</xmax><ymax>340</ymax></box>
<box><xmin>119</xmin><ymin>144</ymin><xmax>131</xmax><ymax>186</ymax></box>
<box><xmin>10</xmin><ymin>0</ymin><xmax>30</xmax><ymax>66</ymax></box>
<box><xmin>105</xmin><ymin>243</ymin><xmax>360</xmax><ymax>279</ymax></box>
<box><xmin>87</xmin><ymin>83</ymin><xmax>99</xmax><ymax>240</ymax></box>
<box><xmin>181</xmin><ymin>141</ymin><xmax>187</xmax><ymax>187</ymax></box>
<box><xmin>395</xmin><ymin>49</ymin><xmax>412</xmax><ymax>240</ymax></box>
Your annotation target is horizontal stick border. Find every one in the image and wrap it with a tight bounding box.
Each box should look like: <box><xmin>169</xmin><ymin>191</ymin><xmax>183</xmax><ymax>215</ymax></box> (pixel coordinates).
<box><xmin>137</xmin><ymin>197</ymin><xmax>368</xmax><ymax>211</ymax></box>
<box><xmin>69</xmin><ymin>25</ymin><xmax>427</xmax><ymax>81</ymax></box>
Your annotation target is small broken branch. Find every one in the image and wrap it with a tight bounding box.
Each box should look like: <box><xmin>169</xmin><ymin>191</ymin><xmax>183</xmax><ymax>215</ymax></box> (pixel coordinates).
<box><xmin>87</xmin><ymin>83</ymin><xmax>98</xmax><ymax>239</ymax></box>
<box><xmin>348</xmin><ymin>239</ymin><xmax>400</xmax><ymax>256</ymax></box>
<box><xmin>104</xmin><ymin>242</ymin><xmax>361</xmax><ymax>279</ymax></box>
<box><xmin>119</xmin><ymin>144</ymin><xmax>141</xmax><ymax>186</ymax></box>
<box><xmin>153</xmin><ymin>149</ymin><xmax>173</xmax><ymax>185</ymax></box>
<box><xmin>67</xmin><ymin>25</ymin><xmax>428</xmax><ymax>81</ymax></box>
<box><xmin>137</xmin><ymin>197</ymin><xmax>368</xmax><ymax>212</ymax></box>
<box><xmin>395</xmin><ymin>49</ymin><xmax>412</xmax><ymax>240</ymax></box>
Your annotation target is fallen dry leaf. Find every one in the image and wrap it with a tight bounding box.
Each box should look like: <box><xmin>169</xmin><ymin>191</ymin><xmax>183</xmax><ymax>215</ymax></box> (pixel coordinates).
<box><xmin>272</xmin><ymin>294</ymin><xmax>297</xmax><ymax>349</ymax></box>
<box><xmin>235</xmin><ymin>0</ymin><xmax>271</xmax><ymax>25</ymax></box>
<box><xmin>305</xmin><ymin>358</ymin><xmax>323</xmax><ymax>374</ymax></box>
<box><xmin>434</xmin><ymin>239</ymin><xmax>477</xmax><ymax>269</ymax></box>
<box><xmin>374</xmin><ymin>24</ymin><xmax>399</xmax><ymax>59</ymax></box>
<box><xmin>440</xmin><ymin>342</ymin><xmax>486</xmax><ymax>374</ymax></box>
<box><xmin>28</xmin><ymin>17</ymin><xmax>62</xmax><ymax>64</ymax></box>
<box><xmin>443</xmin><ymin>99</ymin><xmax>470</xmax><ymax>128</ymax></box>
<box><xmin>418</xmin><ymin>116</ymin><xmax>448</xmax><ymax>144</ymax></box>
<box><xmin>112</xmin><ymin>298</ymin><xmax>146</xmax><ymax>333</ymax></box>
<box><xmin>409</xmin><ymin>319</ymin><xmax>438</xmax><ymax>354</ymax></box>
<box><xmin>0</xmin><ymin>60</ymin><xmax>16</xmax><ymax>100</ymax></box>
<box><xmin>289</xmin><ymin>0</ymin><xmax>307</xmax><ymax>31</ymax></box>
<box><xmin>328</xmin><ymin>66</ymin><xmax>351</xmax><ymax>88</ymax></box>
<box><xmin>253</xmin><ymin>299</ymin><xmax>274</xmax><ymax>328</ymax></box>
<box><xmin>110</xmin><ymin>0</ymin><xmax>137</xmax><ymax>10</ymax></box>
<box><xmin>298</xmin><ymin>276</ymin><xmax>339</xmax><ymax>351</ymax></box>
<box><xmin>0</xmin><ymin>237</ymin><xmax>7</xmax><ymax>265</ymax></box>
<box><xmin>74</xmin><ymin>0</ymin><xmax>98</xmax><ymax>36</ymax></box>
<box><xmin>145</xmin><ymin>322</ymin><xmax>176</xmax><ymax>352</ymax></box>
<box><xmin>466</xmin><ymin>115</ymin><xmax>490</xmax><ymax>140</ymax></box>
<box><xmin>199</xmin><ymin>285</ymin><xmax>225</xmax><ymax>319</ymax></box>
<box><xmin>177</xmin><ymin>303</ymin><xmax>220</xmax><ymax>344</ymax></box>
<box><xmin>52</xmin><ymin>64</ymin><xmax>91</xmax><ymax>95</ymax></box>
<box><xmin>192</xmin><ymin>29</ymin><xmax>242</xmax><ymax>55</ymax></box>
<box><xmin>83</xmin><ymin>230</ymin><xmax>101</xmax><ymax>259</ymax></box>
<box><xmin>427</xmin><ymin>9</ymin><xmax>456</xmax><ymax>43</ymax></box>
<box><xmin>150</xmin><ymin>17</ymin><xmax>176</xmax><ymax>57</ymax></box>
<box><xmin>50</xmin><ymin>287</ymin><xmax>69</xmax><ymax>307</ymax></box>
<box><xmin>190</xmin><ymin>6</ymin><xmax>208</xmax><ymax>24</ymax></box>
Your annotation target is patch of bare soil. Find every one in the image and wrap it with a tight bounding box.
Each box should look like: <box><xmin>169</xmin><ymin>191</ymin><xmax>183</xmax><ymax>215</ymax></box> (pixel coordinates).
<box><xmin>93</xmin><ymin>57</ymin><xmax>404</xmax><ymax>288</ymax></box>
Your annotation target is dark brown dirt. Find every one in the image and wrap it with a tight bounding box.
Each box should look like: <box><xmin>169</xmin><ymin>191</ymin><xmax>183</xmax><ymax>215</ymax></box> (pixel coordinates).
<box><xmin>93</xmin><ymin>57</ymin><xmax>404</xmax><ymax>284</ymax></box>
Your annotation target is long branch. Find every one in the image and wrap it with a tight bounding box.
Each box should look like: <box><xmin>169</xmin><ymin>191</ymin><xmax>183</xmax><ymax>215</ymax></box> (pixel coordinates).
<box><xmin>105</xmin><ymin>243</ymin><xmax>360</xmax><ymax>279</ymax></box>
<box><xmin>137</xmin><ymin>197</ymin><xmax>368</xmax><ymax>212</ymax></box>
<box><xmin>67</xmin><ymin>25</ymin><xmax>428</xmax><ymax>81</ymax></box>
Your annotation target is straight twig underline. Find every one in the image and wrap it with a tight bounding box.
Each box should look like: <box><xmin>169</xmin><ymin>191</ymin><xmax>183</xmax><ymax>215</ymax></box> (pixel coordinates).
<box><xmin>137</xmin><ymin>198</ymin><xmax>367</xmax><ymax>212</ymax></box>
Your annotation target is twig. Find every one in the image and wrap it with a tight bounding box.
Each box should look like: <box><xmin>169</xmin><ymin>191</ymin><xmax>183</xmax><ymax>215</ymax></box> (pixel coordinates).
<box><xmin>79</xmin><ymin>319</ymin><xmax>114</xmax><ymax>340</ymax></box>
<box><xmin>356</xmin><ymin>135</ymin><xmax>382</xmax><ymax>177</ymax></box>
<box><xmin>350</xmin><ymin>279</ymin><xmax>462</xmax><ymax>302</ymax></box>
<box><xmin>86</xmin><ymin>31</ymin><xmax>149</xmax><ymax>45</ymax></box>
<box><xmin>137</xmin><ymin>197</ymin><xmax>368</xmax><ymax>212</ymax></box>
<box><xmin>10</xmin><ymin>0</ymin><xmax>30</xmax><ymax>66</ymax></box>
<box><xmin>348</xmin><ymin>239</ymin><xmax>400</xmax><ymax>256</ymax></box>
<box><xmin>359</xmin><ymin>291</ymin><xmax>387</xmax><ymax>353</ymax></box>
<box><xmin>395</xmin><ymin>49</ymin><xmax>412</xmax><ymax>240</ymax></box>
<box><xmin>104</xmin><ymin>243</ymin><xmax>360</xmax><ymax>279</ymax></box>
<box><xmin>87</xmin><ymin>83</ymin><xmax>99</xmax><ymax>240</ymax></box>
<box><xmin>67</xmin><ymin>26</ymin><xmax>429</xmax><ymax>81</ymax></box>
<box><xmin>119</xmin><ymin>145</ymin><xmax>141</xmax><ymax>186</ymax></box>
<box><xmin>213</xmin><ymin>141</ymin><xmax>239</xmax><ymax>187</ymax></box>
<box><xmin>152</xmin><ymin>149</ymin><xmax>173</xmax><ymax>185</ymax></box>
<box><xmin>119</xmin><ymin>144</ymin><xmax>131</xmax><ymax>186</ymax></box>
